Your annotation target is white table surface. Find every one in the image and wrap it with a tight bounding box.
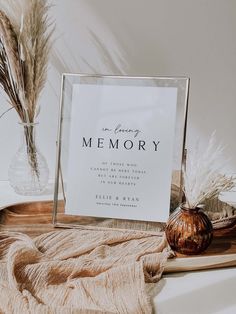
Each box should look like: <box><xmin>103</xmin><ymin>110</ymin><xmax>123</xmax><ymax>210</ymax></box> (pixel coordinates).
<box><xmin>154</xmin><ymin>268</ymin><xmax>236</xmax><ymax>314</ymax></box>
<box><xmin>0</xmin><ymin>180</ymin><xmax>236</xmax><ymax>314</ymax></box>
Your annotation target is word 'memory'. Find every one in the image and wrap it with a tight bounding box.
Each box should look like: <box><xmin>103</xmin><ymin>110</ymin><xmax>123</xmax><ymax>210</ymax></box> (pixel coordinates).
<box><xmin>82</xmin><ymin>137</ymin><xmax>160</xmax><ymax>151</ymax></box>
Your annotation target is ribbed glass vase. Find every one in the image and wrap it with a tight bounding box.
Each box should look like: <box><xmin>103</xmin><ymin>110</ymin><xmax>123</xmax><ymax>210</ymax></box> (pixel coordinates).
<box><xmin>165</xmin><ymin>204</ymin><xmax>213</xmax><ymax>255</ymax></box>
<box><xmin>8</xmin><ymin>122</ymin><xmax>49</xmax><ymax>195</ymax></box>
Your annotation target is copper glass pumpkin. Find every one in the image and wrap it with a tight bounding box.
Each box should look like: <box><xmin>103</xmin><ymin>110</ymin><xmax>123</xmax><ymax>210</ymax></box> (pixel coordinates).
<box><xmin>165</xmin><ymin>205</ymin><xmax>213</xmax><ymax>255</ymax></box>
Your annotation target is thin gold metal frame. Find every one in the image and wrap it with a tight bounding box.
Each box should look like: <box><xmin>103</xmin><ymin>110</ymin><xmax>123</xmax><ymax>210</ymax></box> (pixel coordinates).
<box><xmin>52</xmin><ymin>73</ymin><xmax>190</xmax><ymax>230</ymax></box>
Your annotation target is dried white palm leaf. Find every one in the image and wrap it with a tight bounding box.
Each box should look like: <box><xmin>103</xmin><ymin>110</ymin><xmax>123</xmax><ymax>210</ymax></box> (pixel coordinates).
<box><xmin>183</xmin><ymin>132</ymin><xmax>235</xmax><ymax>209</ymax></box>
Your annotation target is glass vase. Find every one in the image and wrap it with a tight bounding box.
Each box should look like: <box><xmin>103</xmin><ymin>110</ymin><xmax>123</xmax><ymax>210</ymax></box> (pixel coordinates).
<box><xmin>8</xmin><ymin>122</ymin><xmax>49</xmax><ymax>195</ymax></box>
<box><xmin>165</xmin><ymin>204</ymin><xmax>213</xmax><ymax>255</ymax></box>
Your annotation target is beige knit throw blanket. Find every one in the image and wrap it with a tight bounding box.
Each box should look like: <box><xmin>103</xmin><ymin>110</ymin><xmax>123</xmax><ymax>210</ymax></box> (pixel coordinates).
<box><xmin>0</xmin><ymin>229</ymin><xmax>170</xmax><ymax>314</ymax></box>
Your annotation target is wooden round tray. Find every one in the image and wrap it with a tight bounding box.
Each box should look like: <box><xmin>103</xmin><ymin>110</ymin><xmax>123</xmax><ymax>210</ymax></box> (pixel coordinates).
<box><xmin>0</xmin><ymin>200</ymin><xmax>236</xmax><ymax>273</ymax></box>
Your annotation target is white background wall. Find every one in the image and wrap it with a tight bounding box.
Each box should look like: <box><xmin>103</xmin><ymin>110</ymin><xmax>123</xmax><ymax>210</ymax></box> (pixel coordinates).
<box><xmin>0</xmin><ymin>0</ymin><xmax>235</xmax><ymax>180</ymax></box>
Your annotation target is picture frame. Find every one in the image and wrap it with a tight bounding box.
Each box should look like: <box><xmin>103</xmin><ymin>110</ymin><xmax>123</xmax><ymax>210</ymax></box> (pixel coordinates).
<box><xmin>53</xmin><ymin>74</ymin><xmax>189</xmax><ymax>231</ymax></box>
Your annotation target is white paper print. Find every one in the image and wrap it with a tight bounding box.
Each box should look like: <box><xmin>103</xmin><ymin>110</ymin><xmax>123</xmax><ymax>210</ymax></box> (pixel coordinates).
<box><xmin>65</xmin><ymin>83</ymin><xmax>177</xmax><ymax>222</ymax></box>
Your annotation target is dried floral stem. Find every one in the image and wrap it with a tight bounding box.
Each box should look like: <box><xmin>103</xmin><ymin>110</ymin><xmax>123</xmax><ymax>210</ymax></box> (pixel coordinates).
<box><xmin>0</xmin><ymin>106</ymin><xmax>13</xmax><ymax>119</ymax></box>
<box><xmin>0</xmin><ymin>0</ymin><xmax>53</xmax><ymax>176</ymax></box>
<box><xmin>23</xmin><ymin>124</ymin><xmax>39</xmax><ymax>177</ymax></box>
<box><xmin>183</xmin><ymin>133</ymin><xmax>236</xmax><ymax>209</ymax></box>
